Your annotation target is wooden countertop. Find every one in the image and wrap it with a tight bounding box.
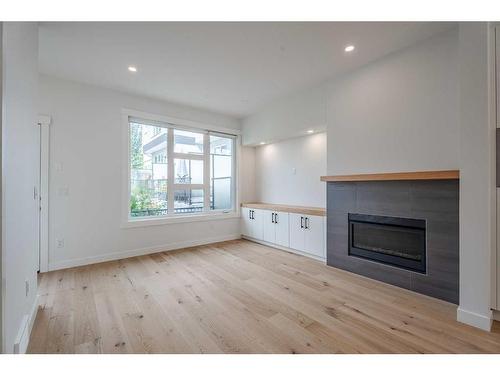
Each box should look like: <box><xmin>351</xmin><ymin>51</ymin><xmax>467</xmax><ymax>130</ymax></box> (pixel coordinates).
<box><xmin>241</xmin><ymin>202</ymin><xmax>326</xmax><ymax>216</ymax></box>
<box><xmin>320</xmin><ymin>170</ymin><xmax>459</xmax><ymax>182</ymax></box>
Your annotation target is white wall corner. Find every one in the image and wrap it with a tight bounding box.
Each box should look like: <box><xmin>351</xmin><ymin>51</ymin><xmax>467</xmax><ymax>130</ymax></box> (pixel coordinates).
<box><xmin>457</xmin><ymin>22</ymin><xmax>495</xmax><ymax>335</ymax></box>
<box><xmin>457</xmin><ymin>306</ymin><xmax>493</xmax><ymax>331</ymax></box>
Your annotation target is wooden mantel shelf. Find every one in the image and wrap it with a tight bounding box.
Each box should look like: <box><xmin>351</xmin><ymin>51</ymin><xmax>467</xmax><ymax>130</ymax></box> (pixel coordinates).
<box><xmin>241</xmin><ymin>202</ymin><xmax>326</xmax><ymax>216</ymax></box>
<box><xmin>320</xmin><ymin>170</ymin><xmax>459</xmax><ymax>182</ymax></box>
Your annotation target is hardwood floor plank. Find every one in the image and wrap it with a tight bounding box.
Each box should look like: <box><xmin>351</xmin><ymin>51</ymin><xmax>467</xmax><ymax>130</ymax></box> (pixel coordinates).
<box><xmin>166</xmin><ymin>279</ymin><xmax>268</xmax><ymax>353</ymax></box>
<box><xmin>93</xmin><ymin>291</ymin><xmax>132</xmax><ymax>353</ymax></box>
<box><xmin>26</xmin><ymin>306</ymin><xmax>52</xmax><ymax>353</ymax></box>
<box><xmin>267</xmin><ymin>313</ymin><xmax>341</xmax><ymax>353</ymax></box>
<box><xmin>28</xmin><ymin>239</ymin><xmax>500</xmax><ymax>354</ymax></box>
<box><xmin>45</xmin><ymin>290</ymin><xmax>75</xmax><ymax>353</ymax></box>
<box><xmin>151</xmin><ymin>287</ymin><xmax>224</xmax><ymax>353</ymax></box>
<box><xmin>127</xmin><ymin>284</ymin><xmax>193</xmax><ymax>353</ymax></box>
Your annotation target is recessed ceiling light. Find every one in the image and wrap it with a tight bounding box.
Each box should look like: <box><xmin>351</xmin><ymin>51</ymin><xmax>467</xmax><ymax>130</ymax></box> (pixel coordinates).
<box><xmin>128</xmin><ymin>66</ymin><xmax>137</xmax><ymax>72</ymax></box>
<box><xmin>260</xmin><ymin>142</ymin><xmax>266</xmax><ymax>145</ymax></box>
<box><xmin>344</xmin><ymin>45</ymin><xmax>355</xmax><ymax>53</ymax></box>
<box><xmin>307</xmin><ymin>130</ymin><xmax>314</xmax><ymax>134</ymax></box>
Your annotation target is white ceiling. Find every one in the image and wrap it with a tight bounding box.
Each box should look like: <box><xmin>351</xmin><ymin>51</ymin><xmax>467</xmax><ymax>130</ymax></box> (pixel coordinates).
<box><xmin>39</xmin><ymin>22</ymin><xmax>455</xmax><ymax>118</ymax></box>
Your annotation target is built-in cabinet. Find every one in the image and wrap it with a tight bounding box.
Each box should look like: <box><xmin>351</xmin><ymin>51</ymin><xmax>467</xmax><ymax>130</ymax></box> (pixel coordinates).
<box><xmin>242</xmin><ymin>207</ymin><xmax>264</xmax><ymax>240</ymax></box>
<box><xmin>262</xmin><ymin>210</ymin><xmax>290</xmax><ymax>248</ymax></box>
<box><xmin>242</xmin><ymin>204</ymin><xmax>326</xmax><ymax>260</ymax></box>
<box><xmin>288</xmin><ymin>213</ymin><xmax>325</xmax><ymax>258</ymax></box>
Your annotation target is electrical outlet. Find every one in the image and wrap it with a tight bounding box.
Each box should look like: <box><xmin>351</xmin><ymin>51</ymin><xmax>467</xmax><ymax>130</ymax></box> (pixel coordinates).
<box><xmin>56</xmin><ymin>238</ymin><xmax>65</xmax><ymax>248</ymax></box>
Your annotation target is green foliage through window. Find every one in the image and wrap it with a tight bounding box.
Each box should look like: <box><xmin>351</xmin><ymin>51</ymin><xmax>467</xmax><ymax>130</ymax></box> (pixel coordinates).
<box><xmin>130</xmin><ymin>186</ymin><xmax>152</xmax><ymax>212</ymax></box>
<box><xmin>130</xmin><ymin>123</ymin><xmax>144</xmax><ymax>169</ymax></box>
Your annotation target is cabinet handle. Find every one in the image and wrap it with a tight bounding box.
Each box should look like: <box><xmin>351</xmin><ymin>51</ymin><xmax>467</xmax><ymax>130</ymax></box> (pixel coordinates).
<box><xmin>305</xmin><ymin>217</ymin><xmax>309</xmax><ymax>229</ymax></box>
<box><xmin>251</xmin><ymin>210</ymin><xmax>254</xmax><ymax>220</ymax></box>
<box><xmin>300</xmin><ymin>216</ymin><xmax>304</xmax><ymax>229</ymax></box>
<box><xmin>271</xmin><ymin>212</ymin><xmax>275</xmax><ymax>223</ymax></box>
<box><xmin>275</xmin><ymin>213</ymin><xmax>278</xmax><ymax>224</ymax></box>
<box><xmin>249</xmin><ymin>210</ymin><xmax>252</xmax><ymax>219</ymax></box>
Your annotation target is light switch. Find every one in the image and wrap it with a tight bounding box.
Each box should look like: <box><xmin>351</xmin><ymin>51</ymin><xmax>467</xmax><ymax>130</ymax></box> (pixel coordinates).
<box><xmin>58</xmin><ymin>187</ymin><xmax>69</xmax><ymax>196</ymax></box>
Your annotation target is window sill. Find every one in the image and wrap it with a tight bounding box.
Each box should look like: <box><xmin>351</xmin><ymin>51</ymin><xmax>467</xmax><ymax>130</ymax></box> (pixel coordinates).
<box><xmin>121</xmin><ymin>211</ymin><xmax>240</xmax><ymax>228</ymax></box>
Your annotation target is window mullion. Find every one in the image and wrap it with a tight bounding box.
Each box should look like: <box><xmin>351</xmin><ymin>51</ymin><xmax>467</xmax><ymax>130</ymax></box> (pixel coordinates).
<box><xmin>231</xmin><ymin>137</ymin><xmax>236</xmax><ymax>211</ymax></box>
<box><xmin>172</xmin><ymin>152</ymin><xmax>204</xmax><ymax>160</ymax></box>
<box><xmin>203</xmin><ymin>133</ymin><xmax>210</xmax><ymax>211</ymax></box>
<box><xmin>167</xmin><ymin>128</ymin><xmax>174</xmax><ymax>214</ymax></box>
<box><xmin>172</xmin><ymin>183</ymin><xmax>204</xmax><ymax>190</ymax></box>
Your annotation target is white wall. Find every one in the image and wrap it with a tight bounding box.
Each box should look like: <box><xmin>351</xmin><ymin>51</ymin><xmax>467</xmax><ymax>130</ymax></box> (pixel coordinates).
<box><xmin>457</xmin><ymin>23</ymin><xmax>495</xmax><ymax>330</ymax></box>
<box><xmin>1</xmin><ymin>23</ymin><xmax>39</xmax><ymax>353</ymax></box>
<box><xmin>242</xmin><ymin>83</ymin><xmax>327</xmax><ymax>146</ymax></box>
<box><xmin>244</xmin><ymin>29</ymin><xmax>458</xmax><ymax>207</ymax></box>
<box><xmin>240</xmin><ymin>146</ymin><xmax>256</xmax><ymax>203</ymax></box>
<box><xmin>327</xmin><ymin>28</ymin><xmax>459</xmax><ymax>175</ymax></box>
<box><xmin>38</xmin><ymin>74</ymin><xmax>242</xmax><ymax>271</ymax></box>
<box><xmin>254</xmin><ymin>133</ymin><xmax>326</xmax><ymax>207</ymax></box>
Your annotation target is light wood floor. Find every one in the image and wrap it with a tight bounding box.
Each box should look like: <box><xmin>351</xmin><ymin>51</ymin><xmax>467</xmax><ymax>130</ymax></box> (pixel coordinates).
<box><xmin>28</xmin><ymin>239</ymin><xmax>500</xmax><ymax>354</ymax></box>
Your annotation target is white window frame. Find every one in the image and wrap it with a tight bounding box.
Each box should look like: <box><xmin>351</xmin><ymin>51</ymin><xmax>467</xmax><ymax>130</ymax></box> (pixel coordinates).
<box><xmin>121</xmin><ymin>109</ymin><xmax>241</xmax><ymax>228</ymax></box>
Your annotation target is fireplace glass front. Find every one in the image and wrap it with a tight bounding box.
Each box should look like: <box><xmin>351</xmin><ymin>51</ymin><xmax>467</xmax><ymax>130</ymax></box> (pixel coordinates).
<box><xmin>348</xmin><ymin>213</ymin><xmax>426</xmax><ymax>273</ymax></box>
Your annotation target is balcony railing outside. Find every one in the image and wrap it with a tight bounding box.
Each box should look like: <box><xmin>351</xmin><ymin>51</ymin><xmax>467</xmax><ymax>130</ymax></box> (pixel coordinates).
<box><xmin>130</xmin><ymin>206</ymin><xmax>203</xmax><ymax>217</ymax></box>
<box><xmin>130</xmin><ymin>174</ymin><xmax>231</xmax><ymax>217</ymax></box>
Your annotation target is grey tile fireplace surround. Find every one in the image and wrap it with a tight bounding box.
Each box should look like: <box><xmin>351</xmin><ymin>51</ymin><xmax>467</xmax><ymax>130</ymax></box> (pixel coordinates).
<box><xmin>327</xmin><ymin>179</ymin><xmax>459</xmax><ymax>304</ymax></box>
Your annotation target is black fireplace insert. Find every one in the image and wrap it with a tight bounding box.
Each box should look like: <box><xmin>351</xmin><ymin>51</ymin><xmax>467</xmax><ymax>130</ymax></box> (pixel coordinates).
<box><xmin>348</xmin><ymin>213</ymin><xmax>426</xmax><ymax>273</ymax></box>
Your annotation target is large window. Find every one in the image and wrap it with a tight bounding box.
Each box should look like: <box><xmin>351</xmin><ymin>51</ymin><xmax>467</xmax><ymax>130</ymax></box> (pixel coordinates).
<box><xmin>128</xmin><ymin>117</ymin><xmax>236</xmax><ymax>220</ymax></box>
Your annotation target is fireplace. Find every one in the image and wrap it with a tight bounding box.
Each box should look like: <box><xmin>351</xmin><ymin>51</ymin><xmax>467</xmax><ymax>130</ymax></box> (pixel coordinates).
<box><xmin>348</xmin><ymin>213</ymin><xmax>426</xmax><ymax>273</ymax></box>
<box><xmin>326</xmin><ymin>178</ymin><xmax>459</xmax><ymax>303</ymax></box>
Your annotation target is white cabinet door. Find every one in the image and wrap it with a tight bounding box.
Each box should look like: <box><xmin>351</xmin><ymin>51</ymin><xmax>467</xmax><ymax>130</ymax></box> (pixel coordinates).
<box><xmin>252</xmin><ymin>209</ymin><xmax>265</xmax><ymax>240</ymax></box>
<box><xmin>275</xmin><ymin>211</ymin><xmax>289</xmax><ymax>248</ymax></box>
<box><xmin>263</xmin><ymin>210</ymin><xmax>276</xmax><ymax>244</ymax></box>
<box><xmin>289</xmin><ymin>213</ymin><xmax>305</xmax><ymax>252</ymax></box>
<box><xmin>241</xmin><ymin>207</ymin><xmax>252</xmax><ymax>237</ymax></box>
<box><xmin>304</xmin><ymin>215</ymin><xmax>325</xmax><ymax>258</ymax></box>
<box><xmin>244</xmin><ymin>208</ymin><xmax>324</xmax><ymax>260</ymax></box>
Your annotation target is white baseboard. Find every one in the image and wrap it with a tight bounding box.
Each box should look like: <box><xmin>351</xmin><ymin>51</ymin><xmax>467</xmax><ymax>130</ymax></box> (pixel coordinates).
<box><xmin>13</xmin><ymin>295</ymin><xmax>39</xmax><ymax>354</ymax></box>
<box><xmin>48</xmin><ymin>234</ymin><xmax>241</xmax><ymax>271</ymax></box>
<box><xmin>457</xmin><ymin>306</ymin><xmax>493</xmax><ymax>331</ymax></box>
<box><xmin>241</xmin><ymin>236</ymin><xmax>326</xmax><ymax>263</ymax></box>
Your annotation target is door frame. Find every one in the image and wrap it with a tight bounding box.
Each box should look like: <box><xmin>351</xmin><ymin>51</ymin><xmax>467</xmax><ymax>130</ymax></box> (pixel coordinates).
<box><xmin>38</xmin><ymin>115</ymin><xmax>50</xmax><ymax>273</ymax></box>
<box><xmin>492</xmin><ymin>23</ymin><xmax>500</xmax><ymax>312</ymax></box>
